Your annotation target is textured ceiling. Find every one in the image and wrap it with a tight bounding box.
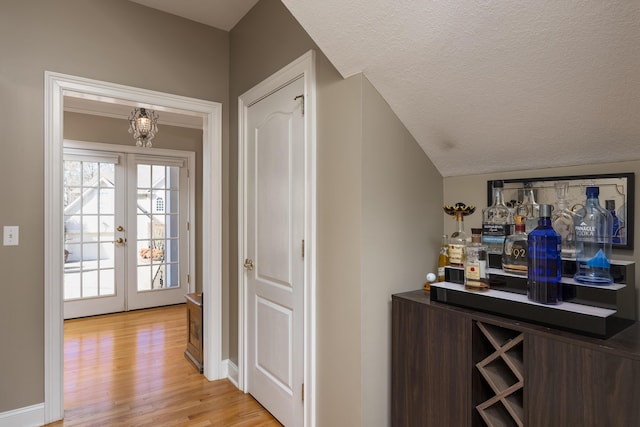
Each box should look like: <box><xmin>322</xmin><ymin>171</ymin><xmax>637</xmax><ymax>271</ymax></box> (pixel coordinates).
<box><xmin>281</xmin><ymin>0</ymin><xmax>640</xmax><ymax>177</ymax></box>
<box><xmin>131</xmin><ymin>0</ymin><xmax>640</xmax><ymax>177</ymax></box>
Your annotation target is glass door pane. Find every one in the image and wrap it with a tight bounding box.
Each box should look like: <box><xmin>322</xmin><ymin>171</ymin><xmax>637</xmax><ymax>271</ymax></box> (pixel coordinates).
<box><xmin>63</xmin><ymin>160</ymin><xmax>116</xmax><ymax>300</ymax></box>
<box><xmin>135</xmin><ymin>164</ymin><xmax>181</xmax><ymax>291</ymax></box>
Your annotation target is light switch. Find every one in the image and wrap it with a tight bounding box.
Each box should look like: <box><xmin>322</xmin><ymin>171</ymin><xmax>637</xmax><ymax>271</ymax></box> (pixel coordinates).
<box><xmin>3</xmin><ymin>226</ymin><xmax>19</xmax><ymax>246</ymax></box>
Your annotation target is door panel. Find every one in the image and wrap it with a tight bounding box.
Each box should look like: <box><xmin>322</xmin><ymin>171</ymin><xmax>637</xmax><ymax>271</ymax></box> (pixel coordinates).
<box><xmin>128</xmin><ymin>158</ymin><xmax>189</xmax><ymax>310</ymax></box>
<box><xmin>63</xmin><ymin>153</ymin><xmax>126</xmax><ymax>319</ymax></box>
<box><xmin>246</xmin><ymin>76</ymin><xmax>305</xmax><ymax>426</ymax></box>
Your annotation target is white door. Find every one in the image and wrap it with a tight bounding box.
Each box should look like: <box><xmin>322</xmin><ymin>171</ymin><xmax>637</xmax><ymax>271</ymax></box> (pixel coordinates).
<box><xmin>245</xmin><ymin>76</ymin><xmax>305</xmax><ymax>426</ymax></box>
<box><xmin>63</xmin><ymin>149</ymin><xmax>191</xmax><ymax>318</ymax></box>
<box><xmin>63</xmin><ymin>150</ymin><xmax>126</xmax><ymax>318</ymax></box>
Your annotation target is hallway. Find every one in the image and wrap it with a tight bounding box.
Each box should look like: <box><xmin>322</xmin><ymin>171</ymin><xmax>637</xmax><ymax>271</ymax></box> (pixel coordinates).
<box><xmin>45</xmin><ymin>305</ymin><xmax>280</xmax><ymax>426</ymax></box>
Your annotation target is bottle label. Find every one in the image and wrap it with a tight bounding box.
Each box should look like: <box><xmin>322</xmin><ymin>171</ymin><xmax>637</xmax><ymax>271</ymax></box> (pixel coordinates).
<box><xmin>449</xmin><ymin>244</ymin><xmax>464</xmax><ymax>265</ymax></box>
<box><xmin>437</xmin><ymin>266</ymin><xmax>445</xmax><ymax>281</ymax></box>
<box><xmin>575</xmin><ymin>221</ymin><xmax>595</xmax><ymax>240</ymax></box>
<box><xmin>482</xmin><ymin>223</ymin><xmax>510</xmax><ymax>236</ymax></box>
<box><xmin>466</xmin><ymin>261</ymin><xmax>482</xmax><ymax>281</ymax></box>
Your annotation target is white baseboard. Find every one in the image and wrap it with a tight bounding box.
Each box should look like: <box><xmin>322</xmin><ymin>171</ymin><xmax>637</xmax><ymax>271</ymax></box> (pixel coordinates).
<box><xmin>220</xmin><ymin>358</ymin><xmax>239</xmax><ymax>388</ymax></box>
<box><xmin>0</xmin><ymin>403</ymin><xmax>44</xmax><ymax>427</ymax></box>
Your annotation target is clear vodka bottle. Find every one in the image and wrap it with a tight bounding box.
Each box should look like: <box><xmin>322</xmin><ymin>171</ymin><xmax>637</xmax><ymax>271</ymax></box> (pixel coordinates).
<box><xmin>520</xmin><ymin>182</ymin><xmax>540</xmax><ymax>233</ymax></box>
<box><xmin>574</xmin><ymin>186</ymin><xmax>613</xmax><ymax>285</ymax></box>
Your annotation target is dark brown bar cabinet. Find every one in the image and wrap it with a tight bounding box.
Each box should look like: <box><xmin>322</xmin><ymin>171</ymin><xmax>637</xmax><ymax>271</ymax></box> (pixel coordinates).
<box><xmin>392</xmin><ymin>290</ymin><xmax>640</xmax><ymax>427</ymax></box>
<box><xmin>185</xmin><ymin>292</ymin><xmax>203</xmax><ymax>373</ymax></box>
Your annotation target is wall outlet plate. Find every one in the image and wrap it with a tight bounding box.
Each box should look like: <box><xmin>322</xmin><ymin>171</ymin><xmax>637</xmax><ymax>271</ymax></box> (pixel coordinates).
<box><xmin>3</xmin><ymin>226</ymin><xmax>19</xmax><ymax>246</ymax></box>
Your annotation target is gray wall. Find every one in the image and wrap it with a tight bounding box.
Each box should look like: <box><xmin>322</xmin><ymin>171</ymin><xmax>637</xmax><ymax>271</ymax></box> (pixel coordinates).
<box><xmin>0</xmin><ymin>0</ymin><xmax>228</xmax><ymax>413</ymax></box>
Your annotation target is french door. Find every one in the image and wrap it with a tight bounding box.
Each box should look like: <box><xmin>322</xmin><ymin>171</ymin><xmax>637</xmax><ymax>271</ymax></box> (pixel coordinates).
<box><xmin>63</xmin><ymin>148</ymin><xmax>191</xmax><ymax>319</ymax></box>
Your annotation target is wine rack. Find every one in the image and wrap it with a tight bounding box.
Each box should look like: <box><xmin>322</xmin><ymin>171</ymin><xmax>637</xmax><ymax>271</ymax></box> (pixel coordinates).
<box><xmin>475</xmin><ymin>321</ymin><xmax>524</xmax><ymax>427</ymax></box>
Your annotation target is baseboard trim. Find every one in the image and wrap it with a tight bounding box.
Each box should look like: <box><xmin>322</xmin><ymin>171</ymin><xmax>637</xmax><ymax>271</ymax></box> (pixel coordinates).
<box><xmin>0</xmin><ymin>403</ymin><xmax>45</xmax><ymax>427</ymax></box>
<box><xmin>221</xmin><ymin>359</ymin><xmax>239</xmax><ymax>388</ymax></box>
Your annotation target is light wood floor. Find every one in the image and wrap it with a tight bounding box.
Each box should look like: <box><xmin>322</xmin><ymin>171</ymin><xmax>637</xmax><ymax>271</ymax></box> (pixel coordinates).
<box><xmin>45</xmin><ymin>304</ymin><xmax>281</xmax><ymax>427</ymax></box>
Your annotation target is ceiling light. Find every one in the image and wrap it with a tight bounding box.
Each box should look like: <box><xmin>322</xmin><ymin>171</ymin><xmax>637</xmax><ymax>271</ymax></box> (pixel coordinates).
<box><xmin>128</xmin><ymin>108</ymin><xmax>159</xmax><ymax>147</ymax></box>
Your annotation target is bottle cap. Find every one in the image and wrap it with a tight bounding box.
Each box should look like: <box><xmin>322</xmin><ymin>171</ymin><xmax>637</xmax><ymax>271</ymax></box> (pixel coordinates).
<box><xmin>493</xmin><ymin>180</ymin><xmax>504</xmax><ymax>188</ymax></box>
<box><xmin>605</xmin><ymin>200</ymin><xmax>615</xmax><ymax>210</ymax></box>
<box><xmin>586</xmin><ymin>186</ymin><xmax>599</xmax><ymax>197</ymax></box>
<box><xmin>539</xmin><ymin>204</ymin><xmax>553</xmax><ymax>217</ymax></box>
<box><xmin>471</xmin><ymin>228</ymin><xmax>482</xmax><ymax>235</ymax></box>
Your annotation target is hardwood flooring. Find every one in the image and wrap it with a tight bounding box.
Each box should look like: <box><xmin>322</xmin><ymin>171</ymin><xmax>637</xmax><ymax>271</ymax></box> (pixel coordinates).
<box><xmin>45</xmin><ymin>304</ymin><xmax>280</xmax><ymax>427</ymax></box>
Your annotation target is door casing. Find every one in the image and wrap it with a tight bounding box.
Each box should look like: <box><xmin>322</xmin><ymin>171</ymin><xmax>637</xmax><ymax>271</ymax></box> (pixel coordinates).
<box><xmin>44</xmin><ymin>71</ymin><xmax>223</xmax><ymax>424</ymax></box>
<box><xmin>238</xmin><ymin>50</ymin><xmax>317</xmax><ymax>427</ymax></box>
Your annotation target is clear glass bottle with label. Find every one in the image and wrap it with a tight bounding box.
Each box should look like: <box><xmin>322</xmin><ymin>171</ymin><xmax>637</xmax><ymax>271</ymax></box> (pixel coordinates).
<box><xmin>502</xmin><ymin>216</ymin><xmax>528</xmax><ymax>275</ymax></box>
<box><xmin>482</xmin><ymin>180</ymin><xmax>514</xmax><ymax>254</ymax></box>
<box><xmin>449</xmin><ymin>211</ymin><xmax>469</xmax><ymax>268</ymax></box>
<box><xmin>465</xmin><ymin>228</ymin><xmax>489</xmax><ymax>291</ymax></box>
<box><xmin>574</xmin><ymin>186</ymin><xmax>613</xmax><ymax>285</ymax></box>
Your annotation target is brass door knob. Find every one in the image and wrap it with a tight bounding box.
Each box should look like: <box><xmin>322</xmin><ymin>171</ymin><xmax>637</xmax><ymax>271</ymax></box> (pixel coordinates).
<box><xmin>243</xmin><ymin>259</ymin><xmax>254</xmax><ymax>270</ymax></box>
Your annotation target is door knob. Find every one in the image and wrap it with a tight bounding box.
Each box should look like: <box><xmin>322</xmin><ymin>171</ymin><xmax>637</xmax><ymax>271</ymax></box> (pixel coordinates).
<box><xmin>243</xmin><ymin>259</ymin><xmax>254</xmax><ymax>271</ymax></box>
<box><xmin>114</xmin><ymin>237</ymin><xmax>126</xmax><ymax>245</ymax></box>
<box><xmin>116</xmin><ymin>226</ymin><xmax>125</xmax><ymax>232</ymax></box>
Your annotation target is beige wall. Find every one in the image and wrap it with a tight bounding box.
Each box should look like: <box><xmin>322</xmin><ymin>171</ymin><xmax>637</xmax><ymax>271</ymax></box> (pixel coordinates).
<box><xmin>360</xmin><ymin>76</ymin><xmax>443</xmax><ymax>426</ymax></box>
<box><xmin>0</xmin><ymin>0</ymin><xmax>228</xmax><ymax>413</ymax></box>
<box><xmin>444</xmin><ymin>161</ymin><xmax>640</xmax><ymax>317</ymax></box>
<box><xmin>64</xmin><ymin>112</ymin><xmax>204</xmax><ymax>289</ymax></box>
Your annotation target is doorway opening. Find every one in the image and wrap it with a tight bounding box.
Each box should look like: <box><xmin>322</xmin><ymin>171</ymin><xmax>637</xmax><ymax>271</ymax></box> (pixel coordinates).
<box><xmin>62</xmin><ymin>144</ymin><xmax>195</xmax><ymax>319</ymax></box>
<box><xmin>44</xmin><ymin>72</ymin><xmax>223</xmax><ymax>424</ymax></box>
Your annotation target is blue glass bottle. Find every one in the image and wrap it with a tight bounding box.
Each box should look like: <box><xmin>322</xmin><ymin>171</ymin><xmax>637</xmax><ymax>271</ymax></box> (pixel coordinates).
<box><xmin>528</xmin><ymin>204</ymin><xmax>562</xmax><ymax>304</ymax></box>
<box><xmin>606</xmin><ymin>200</ymin><xmax>622</xmax><ymax>244</ymax></box>
<box><xmin>574</xmin><ymin>187</ymin><xmax>613</xmax><ymax>285</ymax></box>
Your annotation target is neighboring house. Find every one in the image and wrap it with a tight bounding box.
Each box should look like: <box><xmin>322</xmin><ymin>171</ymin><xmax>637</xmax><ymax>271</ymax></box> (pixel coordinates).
<box><xmin>63</xmin><ymin>174</ymin><xmax>168</xmax><ymax>264</ymax></box>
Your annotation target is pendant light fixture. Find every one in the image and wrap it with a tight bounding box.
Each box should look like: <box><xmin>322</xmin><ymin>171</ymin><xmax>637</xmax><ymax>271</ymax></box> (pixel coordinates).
<box><xmin>128</xmin><ymin>107</ymin><xmax>159</xmax><ymax>147</ymax></box>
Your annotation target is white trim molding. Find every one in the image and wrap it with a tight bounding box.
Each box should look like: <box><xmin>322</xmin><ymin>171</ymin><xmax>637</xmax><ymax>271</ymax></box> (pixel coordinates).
<box><xmin>44</xmin><ymin>72</ymin><xmax>223</xmax><ymax>424</ymax></box>
<box><xmin>0</xmin><ymin>403</ymin><xmax>45</xmax><ymax>427</ymax></box>
<box><xmin>237</xmin><ymin>50</ymin><xmax>317</xmax><ymax>427</ymax></box>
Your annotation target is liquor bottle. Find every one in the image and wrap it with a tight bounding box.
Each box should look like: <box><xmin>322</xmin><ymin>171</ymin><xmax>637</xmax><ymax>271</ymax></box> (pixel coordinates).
<box><xmin>528</xmin><ymin>204</ymin><xmax>562</xmax><ymax>304</ymax></box>
<box><xmin>552</xmin><ymin>181</ymin><xmax>576</xmax><ymax>258</ymax></box>
<box><xmin>444</xmin><ymin>203</ymin><xmax>475</xmax><ymax>268</ymax></box>
<box><xmin>605</xmin><ymin>200</ymin><xmax>622</xmax><ymax>244</ymax></box>
<box><xmin>502</xmin><ymin>216</ymin><xmax>528</xmax><ymax>275</ymax></box>
<box><xmin>520</xmin><ymin>182</ymin><xmax>540</xmax><ymax>233</ymax></box>
<box><xmin>465</xmin><ymin>228</ymin><xmax>489</xmax><ymax>291</ymax></box>
<box><xmin>437</xmin><ymin>234</ymin><xmax>449</xmax><ymax>282</ymax></box>
<box><xmin>482</xmin><ymin>180</ymin><xmax>513</xmax><ymax>254</ymax></box>
<box><xmin>449</xmin><ymin>211</ymin><xmax>469</xmax><ymax>268</ymax></box>
<box><xmin>574</xmin><ymin>186</ymin><xmax>613</xmax><ymax>285</ymax></box>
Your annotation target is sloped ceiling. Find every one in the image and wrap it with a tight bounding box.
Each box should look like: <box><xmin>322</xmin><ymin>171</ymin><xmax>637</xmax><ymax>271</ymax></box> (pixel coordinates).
<box><xmin>132</xmin><ymin>0</ymin><xmax>640</xmax><ymax>177</ymax></box>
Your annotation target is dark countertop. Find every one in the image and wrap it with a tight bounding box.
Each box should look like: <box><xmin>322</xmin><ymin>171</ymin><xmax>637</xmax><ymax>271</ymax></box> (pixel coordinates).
<box><xmin>393</xmin><ymin>289</ymin><xmax>640</xmax><ymax>361</ymax></box>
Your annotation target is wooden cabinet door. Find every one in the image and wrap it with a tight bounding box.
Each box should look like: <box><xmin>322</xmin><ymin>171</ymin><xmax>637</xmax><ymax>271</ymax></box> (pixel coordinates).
<box><xmin>392</xmin><ymin>298</ymin><xmax>473</xmax><ymax>426</ymax></box>
<box><xmin>526</xmin><ymin>334</ymin><xmax>640</xmax><ymax>427</ymax></box>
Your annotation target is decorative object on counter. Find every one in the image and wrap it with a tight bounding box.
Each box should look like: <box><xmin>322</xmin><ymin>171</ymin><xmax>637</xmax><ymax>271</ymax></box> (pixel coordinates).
<box><xmin>129</xmin><ymin>107</ymin><xmax>159</xmax><ymax>147</ymax></box>
<box><xmin>464</xmin><ymin>228</ymin><xmax>489</xmax><ymax>291</ymax></box>
<box><xmin>518</xmin><ymin>182</ymin><xmax>540</xmax><ymax>233</ymax></box>
<box><xmin>437</xmin><ymin>234</ymin><xmax>449</xmax><ymax>282</ymax></box>
<box><xmin>482</xmin><ymin>180</ymin><xmax>514</xmax><ymax>254</ymax></box>
<box><xmin>444</xmin><ymin>203</ymin><xmax>476</xmax><ymax>267</ymax></box>
<box><xmin>574</xmin><ymin>186</ymin><xmax>613</xmax><ymax>285</ymax></box>
<box><xmin>552</xmin><ymin>181</ymin><xmax>576</xmax><ymax>258</ymax></box>
<box><xmin>503</xmin><ymin>215</ymin><xmax>528</xmax><ymax>275</ymax></box>
<box><xmin>528</xmin><ymin>204</ymin><xmax>562</xmax><ymax>304</ymax></box>
<box><xmin>606</xmin><ymin>199</ymin><xmax>624</xmax><ymax>244</ymax></box>
<box><xmin>424</xmin><ymin>272</ymin><xmax>437</xmax><ymax>291</ymax></box>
